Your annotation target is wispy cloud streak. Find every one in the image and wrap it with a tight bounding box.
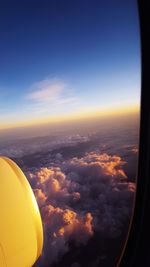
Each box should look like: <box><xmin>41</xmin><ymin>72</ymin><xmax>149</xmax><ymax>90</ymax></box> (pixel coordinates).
<box><xmin>25</xmin><ymin>78</ymin><xmax>78</xmax><ymax>116</ymax></box>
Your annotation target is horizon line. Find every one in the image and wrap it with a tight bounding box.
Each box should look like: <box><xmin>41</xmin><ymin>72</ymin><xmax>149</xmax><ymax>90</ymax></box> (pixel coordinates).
<box><xmin>0</xmin><ymin>104</ymin><xmax>140</xmax><ymax>131</ymax></box>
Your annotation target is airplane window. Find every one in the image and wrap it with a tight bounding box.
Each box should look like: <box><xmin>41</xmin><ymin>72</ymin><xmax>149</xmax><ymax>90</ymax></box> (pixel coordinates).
<box><xmin>0</xmin><ymin>1</ymin><xmax>140</xmax><ymax>266</ymax></box>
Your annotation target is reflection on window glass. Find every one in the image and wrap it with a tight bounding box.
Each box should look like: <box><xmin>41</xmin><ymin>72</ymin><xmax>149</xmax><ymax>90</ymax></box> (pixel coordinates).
<box><xmin>0</xmin><ymin>0</ymin><xmax>140</xmax><ymax>266</ymax></box>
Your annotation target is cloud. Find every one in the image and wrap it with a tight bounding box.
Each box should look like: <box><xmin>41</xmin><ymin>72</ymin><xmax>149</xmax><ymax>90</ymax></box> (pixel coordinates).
<box><xmin>28</xmin><ymin>151</ymin><xmax>136</xmax><ymax>266</ymax></box>
<box><xmin>33</xmin><ymin>189</ymin><xmax>47</xmax><ymax>207</ymax></box>
<box><xmin>0</xmin><ymin>133</ymin><xmax>90</xmax><ymax>158</ymax></box>
<box><xmin>27</xmin><ymin>79</ymin><xmax>64</xmax><ymax>103</ymax></box>
<box><xmin>131</xmin><ymin>147</ymin><xmax>138</xmax><ymax>154</ymax></box>
<box><xmin>26</xmin><ymin>78</ymin><xmax>77</xmax><ymax>114</ymax></box>
<box><xmin>33</xmin><ymin>202</ymin><xmax>93</xmax><ymax>265</ymax></box>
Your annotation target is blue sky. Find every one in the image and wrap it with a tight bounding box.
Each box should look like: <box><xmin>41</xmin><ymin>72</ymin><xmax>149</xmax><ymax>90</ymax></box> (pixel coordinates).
<box><xmin>0</xmin><ymin>0</ymin><xmax>141</xmax><ymax>128</ymax></box>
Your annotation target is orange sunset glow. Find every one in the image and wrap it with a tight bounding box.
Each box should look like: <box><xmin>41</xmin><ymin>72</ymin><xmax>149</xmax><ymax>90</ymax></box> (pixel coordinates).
<box><xmin>0</xmin><ymin>103</ymin><xmax>139</xmax><ymax>130</ymax></box>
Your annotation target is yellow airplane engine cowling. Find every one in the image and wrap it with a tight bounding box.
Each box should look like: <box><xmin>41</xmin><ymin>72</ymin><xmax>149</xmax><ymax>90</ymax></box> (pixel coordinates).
<box><xmin>0</xmin><ymin>157</ymin><xmax>43</xmax><ymax>267</ymax></box>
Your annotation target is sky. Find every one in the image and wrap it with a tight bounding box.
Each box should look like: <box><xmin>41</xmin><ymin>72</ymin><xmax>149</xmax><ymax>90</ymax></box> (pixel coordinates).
<box><xmin>0</xmin><ymin>0</ymin><xmax>141</xmax><ymax>129</ymax></box>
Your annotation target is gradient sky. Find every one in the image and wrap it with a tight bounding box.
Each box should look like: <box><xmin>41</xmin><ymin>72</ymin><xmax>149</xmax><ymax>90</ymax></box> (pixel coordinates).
<box><xmin>0</xmin><ymin>0</ymin><xmax>140</xmax><ymax>128</ymax></box>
